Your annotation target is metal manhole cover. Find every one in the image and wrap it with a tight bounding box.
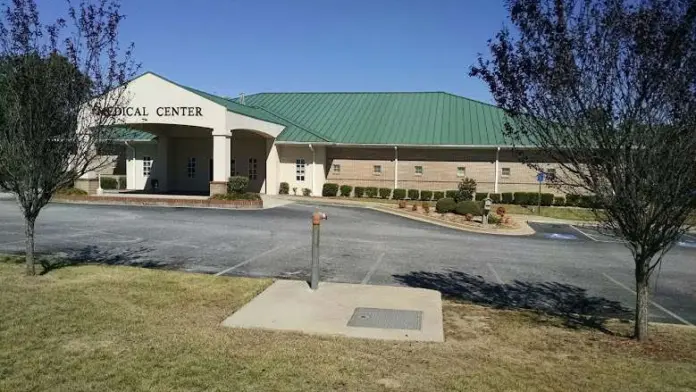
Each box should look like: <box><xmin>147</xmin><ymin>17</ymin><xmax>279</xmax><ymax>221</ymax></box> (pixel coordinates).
<box><xmin>347</xmin><ymin>307</ymin><xmax>422</xmax><ymax>330</ymax></box>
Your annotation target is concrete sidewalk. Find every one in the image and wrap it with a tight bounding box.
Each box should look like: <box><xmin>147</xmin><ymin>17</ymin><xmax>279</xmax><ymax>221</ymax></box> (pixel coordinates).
<box><xmin>222</xmin><ymin>279</ymin><xmax>444</xmax><ymax>342</ymax></box>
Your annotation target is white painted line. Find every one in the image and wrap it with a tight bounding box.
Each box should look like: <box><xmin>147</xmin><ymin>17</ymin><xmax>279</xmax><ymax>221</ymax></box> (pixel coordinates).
<box><xmin>361</xmin><ymin>252</ymin><xmax>386</xmax><ymax>284</ymax></box>
<box><xmin>0</xmin><ymin>239</ymin><xmax>25</xmax><ymax>246</ymax></box>
<box><xmin>215</xmin><ymin>245</ymin><xmax>287</xmax><ymax>276</ymax></box>
<box><xmin>602</xmin><ymin>273</ymin><xmax>693</xmax><ymax>326</ymax></box>
<box><xmin>487</xmin><ymin>263</ymin><xmax>505</xmax><ymax>285</ymax></box>
<box><xmin>570</xmin><ymin>225</ymin><xmax>623</xmax><ymax>243</ymax></box>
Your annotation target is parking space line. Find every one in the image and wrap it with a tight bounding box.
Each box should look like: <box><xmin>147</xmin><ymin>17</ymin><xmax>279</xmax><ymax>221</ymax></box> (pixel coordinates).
<box><xmin>361</xmin><ymin>252</ymin><xmax>386</xmax><ymax>284</ymax></box>
<box><xmin>570</xmin><ymin>225</ymin><xmax>622</xmax><ymax>243</ymax></box>
<box><xmin>215</xmin><ymin>245</ymin><xmax>288</xmax><ymax>276</ymax></box>
<box><xmin>602</xmin><ymin>273</ymin><xmax>693</xmax><ymax>326</ymax></box>
<box><xmin>487</xmin><ymin>263</ymin><xmax>505</xmax><ymax>285</ymax></box>
<box><xmin>0</xmin><ymin>239</ymin><xmax>25</xmax><ymax>246</ymax></box>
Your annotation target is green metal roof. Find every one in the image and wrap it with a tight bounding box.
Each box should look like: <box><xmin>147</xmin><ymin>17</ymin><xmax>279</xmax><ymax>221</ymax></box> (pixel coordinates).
<box><xmin>104</xmin><ymin>127</ymin><xmax>155</xmax><ymax>141</ymax></box>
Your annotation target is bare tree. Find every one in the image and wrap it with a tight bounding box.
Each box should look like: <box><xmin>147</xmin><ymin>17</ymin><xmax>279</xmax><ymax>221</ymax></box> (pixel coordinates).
<box><xmin>471</xmin><ymin>0</ymin><xmax>696</xmax><ymax>341</ymax></box>
<box><xmin>0</xmin><ymin>0</ymin><xmax>137</xmax><ymax>275</ymax></box>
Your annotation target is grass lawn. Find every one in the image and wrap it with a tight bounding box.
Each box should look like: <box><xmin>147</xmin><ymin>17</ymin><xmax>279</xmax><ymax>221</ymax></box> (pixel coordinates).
<box><xmin>499</xmin><ymin>203</ymin><xmax>599</xmax><ymax>221</ymax></box>
<box><xmin>1</xmin><ymin>258</ymin><xmax>695</xmax><ymax>391</ymax></box>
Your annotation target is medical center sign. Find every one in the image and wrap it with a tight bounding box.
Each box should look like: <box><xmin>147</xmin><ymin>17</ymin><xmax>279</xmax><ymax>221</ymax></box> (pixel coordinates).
<box><xmin>92</xmin><ymin>105</ymin><xmax>203</xmax><ymax>117</ymax></box>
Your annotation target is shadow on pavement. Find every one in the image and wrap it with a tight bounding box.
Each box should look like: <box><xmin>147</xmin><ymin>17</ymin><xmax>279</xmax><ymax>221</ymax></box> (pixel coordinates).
<box><xmin>393</xmin><ymin>269</ymin><xmax>632</xmax><ymax>334</ymax></box>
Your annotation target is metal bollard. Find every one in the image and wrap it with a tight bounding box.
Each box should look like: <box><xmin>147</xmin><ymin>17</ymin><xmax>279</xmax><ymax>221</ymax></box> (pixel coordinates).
<box><xmin>310</xmin><ymin>211</ymin><xmax>327</xmax><ymax>290</ymax></box>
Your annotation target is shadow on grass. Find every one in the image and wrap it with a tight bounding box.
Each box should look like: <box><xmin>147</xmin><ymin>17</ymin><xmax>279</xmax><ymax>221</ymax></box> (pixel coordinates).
<box><xmin>393</xmin><ymin>269</ymin><xmax>632</xmax><ymax>334</ymax></box>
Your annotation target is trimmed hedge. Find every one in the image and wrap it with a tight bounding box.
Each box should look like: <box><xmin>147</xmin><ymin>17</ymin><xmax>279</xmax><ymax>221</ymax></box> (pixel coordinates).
<box><xmin>379</xmin><ymin>188</ymin><xmax>392</xmax><ymax>199</ymax></box>
<box><xmin>407</xmin><ymin>189</ymin><xmax>420</xmax><ymax>200</ymax></box>
<box><xmin>322</xmin><ymin>183</ymin><xmax>339</xmax><ymax>197</ymax></box>
<box><xmin>302</xmin><ymin>188</ymin><xmax>312</xmax><ymax>196</ymax></box>
<box><xmin>446</xmin><ymin>190</ymin><xmax>457</xmax><ymax>199</ymax></box>
<box><xmin>455</xmin><ymin>200</ymin><xmax>482</xmax><ymax>216</ymax></box>
<box><xmin>279</xmin><ymin>182</ymin><xmax>289</xmax><ymax>195</ymax></box>
<box><xmin>475</xmin><ymin>192</ymin><xmax>488</xmax><ymax>201</ymax></box>
<box><xmin>365</xmin><ymin>187</ymin><xmax>378</xmax><ymax>198</ymax></box>
<box><xmin>578</xmin><ymin>195</ymin><xmax>597</xmax><ymax>209</ymax></box>
<box><xmin>501</xmin><ymin>192</ymin><xmax>514</xmax><ymax>204</ymax></box>
<box><xmin>354</xmin><ymin>186</ymin><xmax>365</xmax><ymax>198</ymax></box>
<box><xmin>393</xmin><ymin>188</ymin><xmax>406</xmax><ymax>200</ymax></box>
<box><xmin>433</xmin><ymin>191</ymin><xmax>445</xmax><ymax>200</ymax></box>
<box><xmin>100</xmin><ymin>177</ymin><xmax>118</xmax><ymax>190</ymax></box>
<box><xmin>566</xmin><ymin>194</ymin><xmax>580</xmax><ymax>207</ymax></box>
<box><xmin>540</xmin><ymin>193</ymin><xmax>554</xmax><ymax>206</ymax></box>
<box><xmin>554</xmin><ymin>196</ymin><xmax>565</xmax><ymax>206</ymax></box>
<box><xmin>436</xmin><ymin>197</ymin><xmax>457</xmax><ymax>213</ymax></box>
<box><xmin>490</xmin><ymin>193</ymin><xmax>501</xmax><ymax>203</ymax></box>
<box><xmin>513</xmin><ymin>192</ymin><xmax>528</xmax><ymax>205</ymax></box>
<box><xmin>228</xmin><ymin>176</ymin><xmax>249</xmax><ymax>194</ymax></box>
<box><xmin>339</xmin><ymin>185</ymin><xmax>352</xmax><ymax>197</ymax></box>
<box><xmin>420</xmin><ymin>190</ymin><xmax>433</xmax><ymax>200</ymax></box>
<box><xmin>527</xmin><ymin>192</ymin><xmax>540</xmax><ymax>205</ymax></box>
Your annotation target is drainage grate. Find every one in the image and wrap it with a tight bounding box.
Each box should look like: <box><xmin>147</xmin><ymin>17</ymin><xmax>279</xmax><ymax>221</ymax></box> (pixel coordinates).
<box><xmin>347</xmin><ymin>307</ymin><xmax>423</xmax><ymax>330</ymax></box>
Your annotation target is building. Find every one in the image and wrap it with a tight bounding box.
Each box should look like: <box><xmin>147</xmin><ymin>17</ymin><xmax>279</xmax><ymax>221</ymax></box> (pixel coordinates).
<box><xmin>77</xmin><ymin>72</ymin><xmax>559</xmax><ymax>196</ymax></box>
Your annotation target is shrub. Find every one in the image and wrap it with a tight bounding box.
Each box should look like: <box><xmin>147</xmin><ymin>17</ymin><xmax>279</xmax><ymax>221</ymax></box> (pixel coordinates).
<box><xmin>407</xmin><ymin>189</ymin><xmax>420</xmax><ymax>200</ymax></box>
<box><xmin>227</xmin><ymin>176</ymin><xmax>249</xmax><ymax>194</ymax></box>
<box><xmin>279</xmin><ymin>182</ymin><xmax>290</xmax><ymax>195</ymax></box>
<box><xmin>420</xmin><ymin>190</ymin><xmax>433</xmax><ymax>200</ymax></box>
<box><xmin>100</xmin><ymin>177</ymin><xmax>118</xmax><ymax>190</ymax></box>
<box><xmin>578</xmin><ymin>195</ymin><xmax>597</xmax><ymax>209</ymax></box>
<box><xmin>513</xmin><ymin>192</ymin><xmax>528</xmax><ymax>205</ymax></box>
<box><xmin>322</xmin><ymin>183</ymin><xmax>339</xmax><ymax>197</ymax></box>
<box><xmin>490</xmin><ymin>193</ymin><xmax>501</xmax><ymax>203</ymax></box>
<box><xmin>475</xmin><ymin>192</ymin><xmax>488</xmax><ymax>201</ymax></box>
<box><xmin>211</xmin><ymin>192</ymin><xmax>261</xmax><ymax>201</ymax></box>
<box><xmin>436</xmin><ymin>197</ymin><xmax>457</xmax><ymax>213</ymax></box>
<box><xmin>566</xmin><ymin>194</ymin><xmax>580</xmax><ymax>207</ymax></box>
<box><xmin>56</xmin><ymin>187</ymin><xmax>88</xmax><ymax>196</ymax></box>
<box><xmin>455</xmin><ymin>200</ymin><xmax>482</xmax><ymax>216</ymax></box>
<box><xmin>496</xmin><ymin>206</ymin><xmax>506</xmax><ymax>216</ymax></box>
<box><xmin>488</xmin><ymin>214</ymin><xmax>502</xmax><ymax>224</ymax></box>
<box><xmin>365</xmin><ymin>187</ymin><xmax>378</xmax><ymax>198</ymax></box>
<box><xmin>455</xmin><ymin>177</ymin><xmax>477</xmax><ymax>202</ymax></box>
<box><xmin>501</xmin><ymin>192</ymin><xmax>514</xmax><ymax>204</ymax></box>
<box><xmin>445</xmin><ymin>190</ymin><xmax>457</xmax><ymax>199</ymax></box>
<box><xmin>412</xmin><ymin>203</ymin><xmax>418</xmax><ymax>211</ymax></box>
<box><xmin>540</xmin><ymin>193</ymin><xmax>555</xmax><ymax>206</ymax></box>
<box><xmin>464</xmin><ymin>213</ymin><xmax>474</xmax><ymax>221</ymax></box>
<box><xmin>422</xmin><ymin>202</ymin><xmax>430</xmax><ymax>213</ymax></box>
<box><xmin>292</xmin><ymin>187</ymin><xmax>298</xmax><ymax>195</ymax></box>
<box><xmin>302</xmin><ymin>188</ymin><xmax>312</xmax><ymax>196</ymax></box>
<box><xmin>354</xmin><ymin>187</ymin><xmax>365</xmax><ymax>198</ymax></box>
<box><xmin>118</xmin><ymin>177</ymin><xmax>127</xmax><ymax>190</ymax></box>
<box><xmin>398</xmin><ymin>200</ymin><xmax>407</xmax><ymax>208</ymax></box>
<box><xmin>527</xmin><ymin>192</ymin><xmax>540</xmax><ymax>205</ymax></box>
<box><xmin>339</xmin><ymin>185</ymin><xmax>352</xmax><ymax>197</ymax></box>
<box><xmin>379</xmin><ymin>188</ymin><xmax>392</xmax><ymax>199</ymax></box>
<box><xmin>433</xmin><ymin>191</ymin><xmax>445</xmax><ymax>200</ymax></box>
<box><xmin>554</xmin><ymin>196</ymin><xmax>565</xmax><ymax>206</ymax></box>
<box><xmin>393</xmin><ymin>188</ymin><xmax>406</xmax><ymax>200</ymax></box>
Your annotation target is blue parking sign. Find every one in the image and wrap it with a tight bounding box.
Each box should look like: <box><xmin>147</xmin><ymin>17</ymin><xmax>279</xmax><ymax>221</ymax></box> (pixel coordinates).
<box><xmin>537</xmin><ymin>172</ymin><xmax>545</xmax><ymax>183</ymax></box>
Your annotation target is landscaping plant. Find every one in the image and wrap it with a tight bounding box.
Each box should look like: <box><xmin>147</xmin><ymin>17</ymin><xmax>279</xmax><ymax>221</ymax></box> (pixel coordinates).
<box><xmin>436</xmin><ymin>197</ymin><xmax>457</xmax><ymax>213</ymax></box>
<box><xmin>455</xmin><ymin>177</ymin><xmax>477</xmax><ymax>202</ymax></box>
<box><xmin>392</xmin><ymin>188</ymin><xmax>406</xmax><ymax>200</ymax></box>
<box><xmin>420</xmin><ymin>190</ymin><xmax>433</xmax><ymax>200</ymax></box>
<box><xmin>322</xmin><ymin>183</ymin><xmax>339</xmax><ymax>197</ymax></box>
<box><xmin>339</xmin><ymin>185</ymin><xmax>352</xmax><ymax>197</ymax></box>
<box><xmin>279</xmin><ymin>182</ymin><xmax>290</xmax><ymax>195</ymax></box>
<box><xmin>379</xmin><ymin>188</ymin><xmax>391</xmax><ymax>199</ymax></box>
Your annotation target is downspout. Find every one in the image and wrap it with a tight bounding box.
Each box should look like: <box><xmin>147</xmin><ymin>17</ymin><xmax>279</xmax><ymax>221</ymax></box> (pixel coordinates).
<box><xmin>308</xmin><ymin>144</ymin><xmax>315</xmax><ymax>196</ymax></box>
<box><xmin>125</xmin><ymin>141</ymin><xmax>135</xmax><ymax>190</ymax></box>
<box><xmin>494</xmin><ymin>146</ymin><xmax>501</xmax><ymax>193</ymax></box>
<box><xmin>394</xmin><ymin>146</ymin><xmax>398</xmax><ymax>189</ymax></box>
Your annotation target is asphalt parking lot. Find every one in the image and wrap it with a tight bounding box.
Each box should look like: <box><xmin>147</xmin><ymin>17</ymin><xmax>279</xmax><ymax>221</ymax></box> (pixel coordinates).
<box><xmin>0</xmin><ymin>198</ymin><xmax>694</xmax><ymax>326</ymax></box>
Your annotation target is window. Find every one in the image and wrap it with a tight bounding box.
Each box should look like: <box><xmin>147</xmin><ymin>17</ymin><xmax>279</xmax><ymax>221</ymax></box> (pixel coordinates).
<box><xmin>248</xmin><ymin>158</ymin><xmax>258</xmax><ymax>180</ymax></box>
<box><xmin>457</xmin><ymin>166</ymin><xmax>466</xmax><ymax>177</ymax></box>
<box><xmin>546</xmin><ymin>168</ymin><xmax>556</xmax><ymax>181</ymax></box>
<box><xmin>414</xmin><ymin>165</ymin><xmax>423</xmax><ymax>176</ymax></box>
<box><xmin>187</xmin><ymin>157</ymin><xmax>196</xmax><ymax>178</ymax></box>
<box><xmin>373</xmin><ymin>165</ymin><xmax>382</xmax><ymax>175</ymax></box>
<box><xmin>296</xmin><ymin>159</ymin><xmax>306</xmax><ymax>181</ymax></box>
<box><xmin>230</xmin><ymin>159</ymin><xmax>236</xmax><ymax>176</ymax></box>
<box><xmin>501</xmin><ymin>167</ymin><xmax>511</xmax><ymax>177</ymax></box>
<box><xmin>332</xmin><ymin>164</ymin><xmax>341</xmax><ymax>174</ymax></box>
<box><xmin>142</xmin><ymin>156</ymin><xmax>152</xmax><ymax>177</ymax></box>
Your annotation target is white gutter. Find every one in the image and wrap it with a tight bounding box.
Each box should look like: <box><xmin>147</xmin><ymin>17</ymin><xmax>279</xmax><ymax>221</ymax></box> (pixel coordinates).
<box><xmin>125</xmin><ymin>141</ymin><xmax>136</xmax><ymax>191</ymax></box>
<box><xmin>394</xmin><ymin>146</ymin><xmax>398</xmax><ymax>189</ymax></box>
<box><xmin>308</xmin><ymin>144</ymin><xmax>315</xmax><ymax>196</ymax></box>
<box><xmin>494</xmin><ymin>146</ymin><xmax>501</xmax><ymax>193</ymax></box>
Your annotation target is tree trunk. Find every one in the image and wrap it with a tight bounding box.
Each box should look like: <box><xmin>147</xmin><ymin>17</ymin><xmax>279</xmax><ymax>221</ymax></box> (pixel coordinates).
<box><xmin>24</xmin><ymin>215</ymin><xmax>36</xmax><ymax>276</ymax></box>
<box><xmin>634</xmin><ymin>266</ymin><xmax>650</xmax><ymax>341</ymax></box>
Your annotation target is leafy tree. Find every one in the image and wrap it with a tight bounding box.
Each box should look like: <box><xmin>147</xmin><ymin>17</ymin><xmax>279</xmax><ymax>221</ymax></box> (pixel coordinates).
<box><xmin>455</xmin><ymin>177</ymin><xmax>477</xmax><ymax>202</ymax></box>
<box><xmin>0</xmin><ymin>0</ymin><xmax>138</xmax><ymax>275</ymax></box>
<box><xmin>471</xmin><ymin>0</ymin><xmax>696</xmax><ymax>341</ymax></box>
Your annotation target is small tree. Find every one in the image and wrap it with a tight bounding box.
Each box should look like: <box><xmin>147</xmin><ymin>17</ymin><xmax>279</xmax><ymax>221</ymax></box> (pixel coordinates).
<box><xmin>0</xmin><ymin>0</ymin><xmax>137</xmax><ymax>275</ymax></box>
<box><xmin>471</xmin><ymin>0</ymin><xmax>696</xmax><ymax>341</ymax></box>
<box><xmin>455</xmin><ymin>177</ymin><xmax>477</xmax><ymax>202</ymax></box>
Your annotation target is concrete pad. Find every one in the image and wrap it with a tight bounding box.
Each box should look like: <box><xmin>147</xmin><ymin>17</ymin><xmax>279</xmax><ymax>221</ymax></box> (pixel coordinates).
<box><xmin>222</xmin><ymin>279</ymin><xmax>444</xmax><ymax>342</ymax></box>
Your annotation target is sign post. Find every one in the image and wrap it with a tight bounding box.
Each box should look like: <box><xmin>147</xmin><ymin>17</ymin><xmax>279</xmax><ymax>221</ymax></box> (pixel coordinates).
<box><xmin>483</xmin><ymin>197</ymin><xmax>493</xmax><ymax>225</ymax></box>
<box><xmin>310</xmin><ymin>211</ymin><xmax>328</xmax><ymax>290</ymax></box>
<box><xmin>536</xmin><ymin>172</ymin><xmax>545</xmax><ymax>214</ymax></box>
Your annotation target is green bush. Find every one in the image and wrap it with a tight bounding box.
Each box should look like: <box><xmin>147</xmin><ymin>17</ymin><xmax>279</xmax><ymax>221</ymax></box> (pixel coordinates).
<box><xmin>501</xmin><ymin>192</ymin><xmax>514</xmax><ymax>204</ymax></box>
<box><xmin>379</xmin><ymin>188</ymin><xmax>392</xmax><ymax>199</ymax></box>
<box><xmin>365</xmin><ymin>187</ymin><xmax>378</xmax><ymax>198</ymax></box>
<box><xmin>488</xmin><ymin>214</ymin><xmax>502</xmax><ymax>224</ymax></box>
<box><xmin>433</xmin><ymin>191</ymin><xmax>445</xmax><ymax>200</ymax></box>
<box><xmin>455</xmin><ymin>200</ymin><xmax>482</xmax><ymax>216</ymax></box>
<box><xmin>392</xmin><ymin>188</ymin><xmax>406</xmax><ymax>200</ymax></box>
<box><xmin>540</xmin><ymin>193</ymin><xmax>555</xmax><ymax>206</ymax></box>
<box><xmin>211</xmin><ymin>192</ymin><xmax>261</xmax><ymax>201</ymax></box>
<box><xmin>118</xmin><ymin>177</ymin><xmax>127</xmax><ymax>190</ymax></box>
<box><xmin>475</xmin><ymin>192</ymin><xmax>488</xmax><ymax>201</ymax></box>
<box><xmin>566</xmin><ymin>194</ymin><xmax>580</xmax><ymax>207</ymax></box>
<box><xmin>279</xmin><ymin>182</ymin><xmax>289</xmax><ymax>195</ymax></box>
<box><xmin>322</xmin><ymin>183</ymin><xmax>339</xmax><ymax>197</ymax></box>
<box><xmin>513</xmin><ymin>192</ymin><xmax>528</xmax><ymax>205</ymax></box>
<box><xmin>227</xmin><ymin>176</ymin><xmax>249</xmax><ymax>194</ymax></box>
<box><xmin>436</xmin><ymin>197</ymin><xmax>457</xmax><ymax>213</ymax></box>
<box><xmin>578</xmin><ymin>195</ymin><xmax>597</xmax><ymax>209</ymax></box>
<box><xmin>100</xmin><ymin>177</ymin><xmax>118</xmax><ymax>190</ymax></box>
<box><xmin>302</xmin><ymin>188</ymin><xmax>312</xmax><ymax>196</ymax></box>
<box><xmin>445</xmin><ymin>190</ymin><xmax>457</xmax><ymax>199</ymax></box>
<box><xmin>339</xmin><ymin>185</ymin><xmax>352</xmax><ymax>197</ymax></box>
<box><xmin>56</xmin><ymin>187</ymin><xmax>88</xmax><ymax>196</ymax></box>
<box><xmin>420</xmin><ymin>190</ymin><xmax>433</xmax><ymax>200</ymax></box>
<box><xmin>354</xmin><ymin>187</ymin><xmax>365</xmax><ymax>198</ymax></box>
<box><xmin>407</xmin><ymin>189</ymin><xmax>419</xmax><ymax>200</ymax></box>
<box><xmin>554</xmin><ymin>196</ymin><xmax>565</xmax><ymax>206</ymax></box>
<box><xmin>455</xmin><ymin>177</ymin><xmax>477</xmax><ymax>202</ymax></box>
<box><xmin>527</xmin><ymin>192</ymin><xmax>540</xmax><ymax>205</ymax></box>
<box><xmin>490</xmin><ymin>193</ymin><xmax>501</xmax><ymax>203</ymax></box>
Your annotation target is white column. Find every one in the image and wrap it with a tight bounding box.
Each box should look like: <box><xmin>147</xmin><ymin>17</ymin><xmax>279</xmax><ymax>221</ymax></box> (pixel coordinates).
<box><xmin>264</xmin><ymin>139</ymin><xmax>279</xmax><ymax>195</ymax></box>
<box><xmin>309</xmin><ymin>144</ymin><xmax>316</xmax><ymax>196</ymax></box>
<box><xmin>394</xmin><ymin>146</ymin><xmax>398</xmax><ymax>189</ymax></box>
<box><xmin>494</xmin><ymin>147</ymin><xmax>501</xmax><ymax>193</ymax></box>
<box><xmin>155</xmin><ymin>136</ymin><xmax>169</xmax><ymax>192</ymax></box>
<box><xmin>212</xmin><ymin>134</ymin><xmax>231</xmax><ymax>182</ymax></box>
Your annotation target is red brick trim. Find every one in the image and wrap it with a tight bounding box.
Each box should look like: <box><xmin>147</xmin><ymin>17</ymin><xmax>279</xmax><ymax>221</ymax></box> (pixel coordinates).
<box><xmin>52</xmin><ymin>195</ymin><xmax>263</xmax><ymax>209</ymax></box>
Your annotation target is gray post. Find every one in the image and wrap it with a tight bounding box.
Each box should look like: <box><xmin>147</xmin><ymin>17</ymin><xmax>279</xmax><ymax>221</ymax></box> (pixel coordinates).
<box><xmin>537</xmin><ymin>181</ymin><xmax>542</xmax><ymax>215</ymax></box>
<box><xmin>310</xmin><ymin>220</ymin><xmax>320</xmax><ymax>290</ymax></box>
